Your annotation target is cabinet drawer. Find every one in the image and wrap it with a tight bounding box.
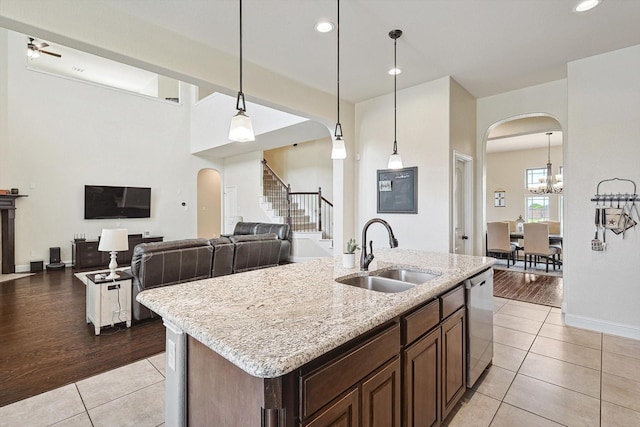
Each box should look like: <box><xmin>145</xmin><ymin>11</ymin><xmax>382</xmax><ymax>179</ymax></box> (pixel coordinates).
<box><xmin>403</xmin><ymin>299</ymin><xmax>439</xmax><ymax>345</ymax></box>
<box><xmin>301</xmin><ymin>323</ymin><xmax>400</xmax><ymax>419</ymax></box>
<box><xmin>441</xmin><ymin>285</ymin><xmax>464</xmax><ymax>320</ymax></box>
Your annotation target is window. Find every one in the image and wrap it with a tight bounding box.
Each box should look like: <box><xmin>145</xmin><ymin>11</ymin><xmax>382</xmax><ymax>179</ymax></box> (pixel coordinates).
<box><xmin>525</xmin><ymin>196</ymin><xmax>549</xmax><ymax>222</ymax></box>
<box><xmin>526</xmin><ymin>167</ymin><xmax>547</xmax><ymax>189</ymax></box>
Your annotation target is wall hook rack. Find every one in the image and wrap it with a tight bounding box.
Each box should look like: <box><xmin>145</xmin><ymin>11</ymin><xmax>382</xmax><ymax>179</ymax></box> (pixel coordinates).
<box><xmin>590</xmin><ymin>177</ymin><xmax>638</xmax><ymax>203</ymax></box>
<box><xmin>590</xmin><ymin>178</ymin><xmax>638</xmax><ymax>248</ymax></box>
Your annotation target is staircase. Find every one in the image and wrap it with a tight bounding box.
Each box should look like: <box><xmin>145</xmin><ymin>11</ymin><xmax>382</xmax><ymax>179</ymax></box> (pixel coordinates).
<box><xmin>261</xmin><ymin>160</ymin><xmax>334</xmax><ymax>259</ymax></box>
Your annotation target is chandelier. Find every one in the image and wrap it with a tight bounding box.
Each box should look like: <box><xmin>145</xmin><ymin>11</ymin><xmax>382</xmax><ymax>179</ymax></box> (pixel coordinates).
<box><xmin>529</xmin><ymin>132</ymin><xmax>562</xmax><ymax>194</ymax></box>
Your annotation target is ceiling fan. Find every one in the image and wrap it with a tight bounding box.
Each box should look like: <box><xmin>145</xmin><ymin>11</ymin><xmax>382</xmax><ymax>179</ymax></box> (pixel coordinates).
<box><xmin>27</xmin><ymin>37</ymin><xmax>62</xmax><ymax>59</ymax></box>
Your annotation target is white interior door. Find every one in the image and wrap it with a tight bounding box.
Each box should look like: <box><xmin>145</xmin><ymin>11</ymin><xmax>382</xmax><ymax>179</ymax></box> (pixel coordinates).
<box><xmin>223</xmin><ymin>185</ymin><xmax>238</xmax><ymax>234</ymax></box>
<box><xmin>453</xmin><ymin>152</ymin><xmax>473</xmax><ymax>255</ymax></box>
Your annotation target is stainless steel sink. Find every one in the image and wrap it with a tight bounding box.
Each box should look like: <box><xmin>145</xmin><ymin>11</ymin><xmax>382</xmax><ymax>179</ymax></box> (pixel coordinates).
<box><xmin>372</xmin><ymin>268</ymin><xmax>440</xmax><ymax>285</ymax></box>
<box><xmin>336</xmin><ymin>275</ymin><xmax>416</xmax><ymax>293</ymax></box>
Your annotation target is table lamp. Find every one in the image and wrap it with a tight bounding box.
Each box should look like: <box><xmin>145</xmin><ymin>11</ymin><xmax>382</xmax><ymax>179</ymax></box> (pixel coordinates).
<box><xmin>98</xmin><ymin>228</ymin><xmax>129</xmax><ymax>279</ymax></box>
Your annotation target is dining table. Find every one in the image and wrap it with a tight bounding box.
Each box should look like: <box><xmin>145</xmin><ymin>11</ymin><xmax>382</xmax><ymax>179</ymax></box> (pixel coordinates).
<box><xmin>509</xmin><ymin>232</ymin><xmax>563</xmax><ymax>246</ymax></box>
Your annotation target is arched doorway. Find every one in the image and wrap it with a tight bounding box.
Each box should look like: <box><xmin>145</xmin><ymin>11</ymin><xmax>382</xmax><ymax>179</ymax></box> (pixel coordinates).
<box><xmin>197</xmin><ymin>169</ymin><xmax>222</xmax><ymax>238</ymax></box>
<box><xmin>483</xmin><ymin>115</ymin><xmax>565</xmax><ymax>305</ymax></box>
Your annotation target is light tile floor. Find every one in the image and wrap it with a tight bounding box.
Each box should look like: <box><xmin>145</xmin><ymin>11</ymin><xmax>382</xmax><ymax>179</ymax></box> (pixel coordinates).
<box><xmin>446</xmin><ymin>298</ymin><xmax>640</xmax><ymax>427</ymax></box>
<box><xmin>0</xmin><ymin>354</ymin><xmax>166</xmax><ymax>427</ymax></box>
<box><xmin>1</xmin><ymin>298</ymin><xmax>639</xmax><ymax>427</ymax></box>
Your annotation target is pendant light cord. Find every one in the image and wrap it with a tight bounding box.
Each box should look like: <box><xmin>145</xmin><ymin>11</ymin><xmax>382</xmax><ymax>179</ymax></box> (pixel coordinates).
<box><xmin>335</xmin><ymin>0</ymin><xmax>342</xmax><ymax>138</ymax></box>
<box><xmin>337</xmin><ymin>0</ymin><xmax>340</xmax><ymax>126</ymax></box>
<box><xmin>393</xmin><ymin>36</ymin><xmax>397</xmax><ymax>153</ymax></box>
<box><xmin>237</xmin><ymin>0</ymin><xmax>246</xmax><ymax>112</ymax></box>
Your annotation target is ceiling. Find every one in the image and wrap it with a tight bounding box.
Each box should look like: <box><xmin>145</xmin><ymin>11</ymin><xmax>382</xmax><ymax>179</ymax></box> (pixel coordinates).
<box><xmin>9</xmin><ymin>1</ymin><xmax>640</xmax><ymax>156</ymax></box>
<box><xmin>99</xmin><ymin>0</ymin><xmax>640</xmax><ymax>103</ymax></box>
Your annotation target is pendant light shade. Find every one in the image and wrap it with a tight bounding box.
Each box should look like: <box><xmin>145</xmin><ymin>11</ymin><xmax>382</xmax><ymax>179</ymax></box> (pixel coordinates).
<box><xmin>388</xmin><ymin>29</ymin><xmax>403</xmax><ymax>169</ymax></box>
<box><xmin>229</xmin><ymin>0</ymin><xmax>255</xmax><ymax>142</ymax></box>
<box><xmin>331</xmin><ymin>0</ymin><xmax>347</xmax><ymax>160</ymax></box>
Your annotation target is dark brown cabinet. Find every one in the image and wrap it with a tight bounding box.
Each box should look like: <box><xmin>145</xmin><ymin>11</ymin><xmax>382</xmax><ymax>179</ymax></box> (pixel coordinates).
<box><xmin>402</xmin><ymin>285</ymin><xmax>466</xmax><ymax>427</ymax></box>
<box><xmin>362</xmin><ymin>358</ymin><xmax>401</xmax><ymax>427</ymax></box>
<box><xmin>302</xmin><ymin>325</ymin><xmax>401</xmax><ymax>426</ymax></box>
<box><xmin>303</xmin><ymin>358</ymin><xmax>401</xmax><ymax>427</ymax></box>
<box><xmin>441</xmin><ymin>307</ymin><xmax>466</xmax><ymax>420</ymax></box>
<box><xmin>404</xmin><ymin>326</ymin><xmax>441</xmax><ymax>427</ymax></box>
<box><xmin>305</xmin><ymin>388</ymin><xmax>359</xmax><ymax>427</ymax></box>
<box><xmin>72</xmin><ymin>235</ymin><xmax>163</xmax><ymax>269</ymax></box>
<box><xmin>185</xmin><ymin>282</ymin><xmax>471</xmax><ymax>427</ymax></box>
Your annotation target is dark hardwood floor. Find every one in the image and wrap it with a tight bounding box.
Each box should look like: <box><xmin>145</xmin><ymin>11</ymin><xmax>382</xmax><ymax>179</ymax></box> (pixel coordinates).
<box><xmin>493</xmin><ymin>269</ymin><xmax>563</xmax><ymax>307</ymax></box>
<box><xmin>0</xmin><ymin>268</ymin><xmax>165</xmax><ymax>407</ymax></box>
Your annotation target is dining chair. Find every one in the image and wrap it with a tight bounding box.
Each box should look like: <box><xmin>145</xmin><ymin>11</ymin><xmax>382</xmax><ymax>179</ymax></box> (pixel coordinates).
<box><xmin>487</xmin><ymin>221</ymin><xmax>518</xmax><ymax>267</ymax></box>
<box><xmin>503</xmin><ymin>220</ymin><xmax>524</xmax><ymax>255</ymax></box>
<box><xmin>523</xmin><ymin>223</ymin><xmax>561</xmax><ymax>272</ymax></box>
<box><xmin>545</xmin><ymin>221</ymin><xmax>561</xmax><ymax>235</ymax></box>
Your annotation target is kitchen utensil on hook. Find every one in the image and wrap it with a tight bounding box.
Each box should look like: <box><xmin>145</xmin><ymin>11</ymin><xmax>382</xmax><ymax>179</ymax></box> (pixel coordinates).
<box><xmin>601</xmin><ymin>208</ymin><xmax>607</xmax><ymax>250</ymax></box>
<box><xmin>592</xmin><ymin>206</ymin><xmax>603</xmax><ymax>251</ymax></box>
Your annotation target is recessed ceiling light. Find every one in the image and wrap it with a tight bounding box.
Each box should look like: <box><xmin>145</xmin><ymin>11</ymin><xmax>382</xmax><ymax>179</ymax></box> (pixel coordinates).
<box><xmin>388</xmin><ymin>67</ymin><xmax>402</xmax><ymax>76</ymax></box>
<box><xmin>315</xmin><ymin>21</ymin><xmax>335</xmax><ymax>33</ymax></box>
<box><xmin>575</xmin><ymin>0</ymin><xmax>602</xmax><ymax>12</ymax></box>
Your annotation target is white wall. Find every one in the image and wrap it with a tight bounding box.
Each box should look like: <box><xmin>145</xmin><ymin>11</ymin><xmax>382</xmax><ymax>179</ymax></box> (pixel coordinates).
<box><xmin>1</xmin><ymin>29</ymin><xmax>223</xmax><ymax>270</ymax></box>
<box><xmin>565</xmin><ymin>45</ymin><xmax>640</xmax><ymax>338</ymax></box>
<box><xmin>356</xmin><ymin>77</ymin><xmax>451</xmax><ymax>252</ymax></box>
<box><xmin>450</xmin><ymin>80</ymin><xmax>477</xmax><ymax>253</ymax></box>
<box><xmin>486</xmin><ymin>146</ymin><xmax>562</xmax><ymax>223</ymax></box>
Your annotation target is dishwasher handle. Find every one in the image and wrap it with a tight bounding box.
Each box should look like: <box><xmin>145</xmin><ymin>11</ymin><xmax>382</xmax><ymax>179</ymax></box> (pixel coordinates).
<box><xmin>465</xmin><ymin>268</ymin><xmax>494</xmax><ymax>289</ymax></box>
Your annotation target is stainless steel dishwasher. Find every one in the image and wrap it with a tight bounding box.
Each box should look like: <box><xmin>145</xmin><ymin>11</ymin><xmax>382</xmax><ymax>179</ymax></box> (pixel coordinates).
<box><xmin>465</xmin><ymin>268</ymin><xmax>494</xmax><ymax>387</ymax></box>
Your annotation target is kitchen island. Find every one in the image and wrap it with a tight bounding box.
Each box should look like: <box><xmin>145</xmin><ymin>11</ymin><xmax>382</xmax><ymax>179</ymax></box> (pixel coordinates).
<box><xmin>137</xmin><ymin>249</ymin><xmax>494</xmax><ymax>427</ymax></box>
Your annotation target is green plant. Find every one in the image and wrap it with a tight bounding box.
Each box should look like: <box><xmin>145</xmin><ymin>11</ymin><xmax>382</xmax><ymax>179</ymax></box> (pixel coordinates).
<box><xmin>345</xmin><ymin>238</ymin><xmax>360</xmax><ymax>254</ymax></box>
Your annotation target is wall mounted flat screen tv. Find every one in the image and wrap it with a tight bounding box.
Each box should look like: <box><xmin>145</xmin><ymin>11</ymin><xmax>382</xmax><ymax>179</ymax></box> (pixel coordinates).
<box><xmin>84</xmin><ymin>185</ymin><xmax>151</xmax><ymax>219</ymax></box>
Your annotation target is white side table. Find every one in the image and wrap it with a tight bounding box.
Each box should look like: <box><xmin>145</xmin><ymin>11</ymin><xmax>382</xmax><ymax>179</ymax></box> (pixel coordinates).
<box><xmin>86</xmin><ymin>271</ymin><xmax>132</xmax><ymax>335</ymax></box>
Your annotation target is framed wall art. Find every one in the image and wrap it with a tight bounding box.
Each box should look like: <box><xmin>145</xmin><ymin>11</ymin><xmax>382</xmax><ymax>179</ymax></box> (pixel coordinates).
<box><xmin>494</xmin><ymin>189</ymin><xmax>506</xmax><ymax>207</ymax></box>
<box><xmin>377</xmin><ymin>166</ymin><xmax>418</xmax><ymax>214</ymax></box>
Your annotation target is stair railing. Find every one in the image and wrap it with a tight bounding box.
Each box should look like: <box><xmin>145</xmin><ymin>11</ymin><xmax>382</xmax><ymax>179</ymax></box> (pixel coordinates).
<box><xmin>262</xmin><ymin>160</ymin><xmax>333</xmax><ymax>240</ymax></box>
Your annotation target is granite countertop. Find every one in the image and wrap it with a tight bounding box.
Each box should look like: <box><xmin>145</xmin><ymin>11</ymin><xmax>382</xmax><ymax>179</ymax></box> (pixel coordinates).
<box><xmin>136</xmin><ymin>249</ymin><xmax>494</xmax><ymax>378</ymax></box>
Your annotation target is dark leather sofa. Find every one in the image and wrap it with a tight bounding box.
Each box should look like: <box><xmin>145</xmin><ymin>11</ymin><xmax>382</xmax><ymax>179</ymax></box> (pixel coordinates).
<box><xmin>129</xmin><ymin>238</ymin><xmax>213</xmax><ymax>321</ymax></box>
<box><xmin>231</xmin><ymin>222</ymin><xmax>291</xmax><ymax>263</ymax></box>
<box><xmin>129</xmin><ymin>223</ymin><xmax>291</xmax><ymax>321</ymax></box>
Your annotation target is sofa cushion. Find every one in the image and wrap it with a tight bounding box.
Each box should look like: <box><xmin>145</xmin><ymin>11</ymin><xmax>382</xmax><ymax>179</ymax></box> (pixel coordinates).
<box><xmin>209</xmin><ymin>237</ymin><xmax>234</xmax><ymax>277</ymax></box>
<box><xmin>232</xmin><ymin>222</ymin><xmax>260</xmax><ymax>236</ymax></box>
<box><xmin>254</xmin><ymin>223</ymin><xmax>290</xmax><ymax>241</ymax></box>
<box><xmin>229</xmin><ymin>233</ymin><xmax>278</xmax><ymax>243</ymax></box>
<box><xmin>232</xmin><ymin>238</ymin><xmax>281</xmax><ymax>273</ymax></box>
<box><xmin>209</xmin><ymin>236</ymin><xmax>232</xmax><ymax>246</ymax></box>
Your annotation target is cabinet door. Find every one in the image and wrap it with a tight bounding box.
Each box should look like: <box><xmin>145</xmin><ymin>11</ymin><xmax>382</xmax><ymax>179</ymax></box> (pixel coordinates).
<box><xmin>305</xmin><ymin>388</ymin><xmax>359</xmax><ymax>427</ymax></box>
<box><xmin>404</xmin><ymin>327</ymin><xmax>440</xmax><ymax>427</ymax></box>
<box><xmin>361</xmin><ymin>357</ymin><xmax>401</xmax><ymax>427</ymax></box>
<box><xmin>441</xmin><ymin>307</ymin><xmax>466</xmax><ymax>420</ymax></box>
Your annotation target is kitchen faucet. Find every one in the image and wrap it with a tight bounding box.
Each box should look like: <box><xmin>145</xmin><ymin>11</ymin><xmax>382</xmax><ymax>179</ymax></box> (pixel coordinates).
<box><xmin>360</xmin><ymin>218</ymin><xmax>399</xmax><ymax>270</ymax></box>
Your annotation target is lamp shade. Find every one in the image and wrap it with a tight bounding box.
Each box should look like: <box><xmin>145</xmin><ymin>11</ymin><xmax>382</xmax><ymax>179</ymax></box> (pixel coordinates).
<box><xmin>98</xmin><ymin>229</ymin><xmax>129</xmax><ymax>252</ymax></box>
<box><xmin>331</xmin><ymin>138</ymin><xmax>347</xmax><ymax>160</ymax></box>
<box><xmin>228</xmin><ymin>110</ymin><xmax>255</xmax><ymax>142</ymax></box>
<box><xmin>388</xmin><ymin>153</ymin><xmax>403</xmax><ymax>169</ymax></box>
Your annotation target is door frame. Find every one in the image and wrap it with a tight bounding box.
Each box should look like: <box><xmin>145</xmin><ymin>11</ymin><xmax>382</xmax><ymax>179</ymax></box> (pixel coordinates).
<box><xmin>452</xmin><ymin>151</ymin><xmax>474</xmax><ymax>255</ymax></box>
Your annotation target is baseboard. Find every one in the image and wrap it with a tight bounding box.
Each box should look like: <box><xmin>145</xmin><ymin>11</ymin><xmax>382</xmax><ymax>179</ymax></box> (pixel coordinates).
<box><xmin>564</xmin><ymin>312</ymin><xmax>640</xmax><ymax>340</ymax></box>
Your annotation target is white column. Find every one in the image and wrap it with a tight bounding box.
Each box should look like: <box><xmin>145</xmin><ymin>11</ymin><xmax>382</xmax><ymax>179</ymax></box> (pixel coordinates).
<box><xmin>163</xmin><ymin>319</ymin><xmax>187</xmax><ymax>427</ymax></box>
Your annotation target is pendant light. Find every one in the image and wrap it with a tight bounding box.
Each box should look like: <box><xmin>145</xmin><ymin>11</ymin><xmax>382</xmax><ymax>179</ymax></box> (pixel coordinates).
<box><xmin>529</xmin><ymin>132</ymin><xmax>563</xmax><ymax>194</ymax></box>
<box><xmin>331</xmin><ymin>0</ymin><xmax>347</xmax><ymax>159</ymax></box>
<box><xmin>228</xmin><ymin>0</ymin><xmax>255</xmax><ymax>142</ymax></box>
<box><xmin>388</xmin><ymin>29</ymin><xmax>403</xmax><ymax>169</ymax></box>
